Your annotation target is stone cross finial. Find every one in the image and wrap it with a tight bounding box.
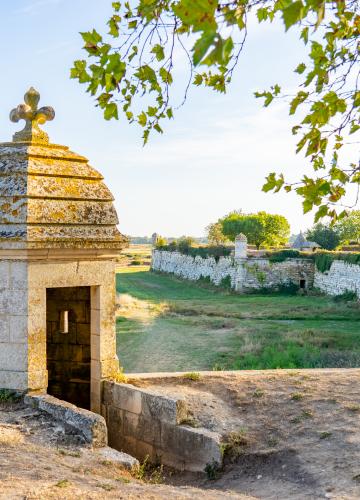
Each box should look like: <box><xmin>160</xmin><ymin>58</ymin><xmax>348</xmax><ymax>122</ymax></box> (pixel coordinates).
<box><xmin>10</xmin><ymin>87</ymin><xmax>55</xmax><ymax>144</ymax></box>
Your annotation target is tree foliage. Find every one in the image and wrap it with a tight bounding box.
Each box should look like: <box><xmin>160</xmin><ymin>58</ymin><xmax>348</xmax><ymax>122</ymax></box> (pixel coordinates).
<box><xmin>306</xmin><ymin>222</ymin><xmax>340</xmax><ymax>249</ymax></box>
<box><xmin>221</xmin><ymin>211</ymin><xmax>290</xmax><ymax>249</ymax></box>
<box><xmin>206</xmin><ymin>221</ymin><xmax>228</xmax><ymax>245</ymax></box>
<box><xmin>176</xmin><ymin>235</ymin><xmax>196</xmax><ymax>252</ymax></box>
<box><xmin>155</xmin><ymin>235</ymin><xmax>168</xmax><ymax>246</ymax></box>
<box><xmin>335</xmin><ymin>210</ymin><xmax>360</xmax><ymax>243</ymax></box>
<box><xmin>72</xmin><ymin>0</ymin><xmax>360</xmax><ymax>221</ymax></box>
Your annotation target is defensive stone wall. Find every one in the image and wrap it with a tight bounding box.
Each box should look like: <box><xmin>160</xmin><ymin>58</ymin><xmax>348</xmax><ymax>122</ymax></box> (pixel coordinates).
<box><xmin>151</xmin><ymin>250</ymin><xmax>315</xmax><ymax>292</ymax></box>
<box><xmin>314</xmin><ymin>260</ymin><xmax>360</xmax><ymax>298</ymax></box>
<box><xmin>152</xmin><ymin>250</ymin><xmax>360</xmax><ymax>298</ymax></box>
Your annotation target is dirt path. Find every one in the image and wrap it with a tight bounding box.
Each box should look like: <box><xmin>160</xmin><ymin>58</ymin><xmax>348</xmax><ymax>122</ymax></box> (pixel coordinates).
<box><xmin>132</xmin><ymin>369</ymin><xmax>360</xmax><ymax>499</ymax></box>
<box><xmin>0</xmin><ymin>401</ymin><xmax>248</xmax><ymax>499</ymax></box>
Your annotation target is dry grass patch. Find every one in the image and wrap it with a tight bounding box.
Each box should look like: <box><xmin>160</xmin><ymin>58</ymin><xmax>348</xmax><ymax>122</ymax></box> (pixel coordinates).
<box><xmin>0</xmin><ymin>426</ymin><xmax>24</xmax><ymax>446</ymax></box>
<box><xmin>116</xmin><ymin>293</ymin><xmax>167</xmax><ymax>324</ymax></box>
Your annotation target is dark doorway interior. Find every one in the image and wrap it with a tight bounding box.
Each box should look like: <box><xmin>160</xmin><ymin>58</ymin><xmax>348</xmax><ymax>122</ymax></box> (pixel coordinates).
<box><xmin>299</xmin><ymin>279</ymin><xmax>306</xmax><ymax>290</ymax></box>
<box><xmin>46</xmin><ymin>286</ymin><xmax>91</xmax><ymax>409</ymax></box>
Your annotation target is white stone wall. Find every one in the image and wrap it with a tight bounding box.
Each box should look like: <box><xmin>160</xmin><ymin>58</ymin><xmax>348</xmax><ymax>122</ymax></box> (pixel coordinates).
<box><xmin>151</xmin><ymin>251</ymin><xmax>238</xmax><ymax>287</ymax></box>
<box><xmin>314</xmin><ymin>260</ymin><xmax>360</xmax><ymax>298</ymax></box>
<box><xmin>153</xmin><ymin>250</ymin><xmax>360</xmax><ymax>299</ymax></box>
<box><xmin>151</xmin><ymin>251</ymin><xmax>314</xmax><ymax>292</ymax></box>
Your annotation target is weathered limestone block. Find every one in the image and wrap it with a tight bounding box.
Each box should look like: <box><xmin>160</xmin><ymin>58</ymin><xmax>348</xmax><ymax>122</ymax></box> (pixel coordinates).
<box><xmin>160</xmin><ymin>423</ymin><xmax>222</xmax><ymax>472</ymax></box>
<box><xmin>105</xmin><ymin>382</ymin><xmax>188</xmax><ymax>424</ymax></box>
<box><xmin>25</xmin><ymin>393</ymin><xmax>108</xmax><ymax>447</ymax></box>
<box><xmin>141</xmin><ymin>390</ymin><xmax>188</xmax><ymax>424</ymax></box>
<box><xmin>96</xmin><ymin>447</ymin><xmax>139</xmax><ymax>470</ymax></box>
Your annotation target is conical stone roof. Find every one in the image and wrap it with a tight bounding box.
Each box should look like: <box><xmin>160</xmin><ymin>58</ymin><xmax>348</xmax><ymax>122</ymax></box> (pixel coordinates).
<box><xmin>0</xmin><ymin>88</ymin><xmax>127</xmax><ymax>250</ymax></box>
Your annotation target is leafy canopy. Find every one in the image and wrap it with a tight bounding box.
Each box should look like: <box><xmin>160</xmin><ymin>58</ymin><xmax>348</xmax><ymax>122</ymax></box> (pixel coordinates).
<box><xmin>306</xmin><ymin>222</ymin><xmax>340</xmax><ymax>250</ymax></box>
<box><xmin>335</xmin><ymin>210</ymin><xmax>360</xmax><ymax>243</ymax></box>
<box><xmin>71</xmin><ymin>0</ymin><xmax>360</xmax><ymax>222</ymax></box>
<box><xmin>221</xmin><ymin>211</ymin><xmax>290</xmax><ymax>249</ymax></box>
<box><xmin>206</xmin><ymin>221</ymin><xmax>228</xmax><ymax>245</ymax></box>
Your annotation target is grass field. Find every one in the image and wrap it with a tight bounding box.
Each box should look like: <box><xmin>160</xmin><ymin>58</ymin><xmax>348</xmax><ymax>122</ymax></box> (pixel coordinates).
<box><xmin>117</xmin><ymin>244</ymin><xmax>152</xmax><ymax>269</ymax></box>
<box><xmin>116</xmin><ymin>269</ymin><xmax>360</xmax><ymax>373</ymax></box>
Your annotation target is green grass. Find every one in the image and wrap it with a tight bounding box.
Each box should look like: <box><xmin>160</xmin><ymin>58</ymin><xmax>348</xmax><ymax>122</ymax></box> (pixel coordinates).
<box><xmin>116</xmin><ymin>270</ymin><xmax>360</xmax><ymax>373</ymax></box>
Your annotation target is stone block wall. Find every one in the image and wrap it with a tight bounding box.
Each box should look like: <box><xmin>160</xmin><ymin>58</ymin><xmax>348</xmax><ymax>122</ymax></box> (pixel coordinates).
<box><xmin>152</xmin><ymin>250</ymin><xmax>237</xmax><ymax>286</ymax></box>
<box><xmin>102</xmin><ymin>381</ymin><xmax>222</xmax><ymax>472</ymax></box>
<box><xmin>152</xmin><ymin>250</ymin><xmax>360</xmax><ymax>299</ymax></box>
<box><xmin>314</xmin><ymin>260</ymin><xmax>360</xmax><ymax>298</ymax></box>
<box><xmin>238</xmin><ymin>258</ymin><xmax>315</xmax><ymax>292</ymax></box>
<box><xmin>151</xmin><ymin>250</ymin><xmax>315</xmax><ymax>292</ymax></box>
<box><xmin>0</xmin><ymin>260</ymin><xmax>29</xmax><ymax>390</ymax></box>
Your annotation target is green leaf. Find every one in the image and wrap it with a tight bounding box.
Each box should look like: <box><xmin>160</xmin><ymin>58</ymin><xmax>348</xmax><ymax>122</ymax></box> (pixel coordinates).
<box><xmin>194</xmin><ymin>74</ymin><xmax>203</xmax><ymax>85</ymax></box>
<box><xmin>81</xmin><ymin>29</ymin><xmax>102</xmax><ymax>45</ymax></box>
<box><xmin>315</xmin><ymin>2</ymin><xmax>325</xmax><ymax>29</ymax></box>
<box><xmin>147</xmin><ymin>106</ymin><xmax>157</xmax><ymax>117</ymax></box>
<box><xmin>192</xmin><ymin>32</ymin><xmax>216</xmax><ymax>66</ymax></box>
<box><xmin>159</xmin><ymin>67</ymin><xmax>173</xmax><ymax>84</ymax></box>
<box><xmin>138</xmin><ymin>111</ymin><xmax>147</xmax><ymax>127</ymax></box>
<box><xmin>314</xmin><ymin>205</ymin><xmax>328</xmax><ymax>221</ymax></box>
<box><xmin>222</xmin><ymin>37</ymin><xmax>234</xmax><ymax>64</ymax></box>
<box><xmin>282</xmin><ymin>1</ymin><xmax>304</xmax><ymax>31</ymax></box>
<box><xmin>154</xmin><ymin>123</ymin><xmax>163</xmax><ymax>133</ymax></box>
<box><xmin>151</xmin><ymin>44</ymin><xmax>165</xmax><ymax>61</ymax></box>
<box><xmin>295</xmin><ymin>63</ymin><xmax>306</xmax><ymax>74</ymax></box>
<box><xmin>262</xmin><ymin>173</ymin><xmax>284</xmax><ymax>193</ymax></box>
<box><xmin>300</xmin><ymin>26</ymin><xmax>309</xmax><ymax>44</ymax></box>
<box><xmin>303</xmin><ymin>199</ymin><xmax>313</xmax><ymax>214</ymax></box>
<box><xmin>257</xmin><ymin>7</ymin><xmax>268</xmax><ymax>22</ymax></box>
<box><xmin>142</xmin><ymin>129</ymin><xmax>150</xmax><ymax>145</ymax></box>
<box><xmin>166</xmin><ymin>108</ymin><xmax>173</xmax><ymax>119</ymax></box>
<box><xmin>104</xmin><ymin>102</ymin><xmax>118</xmax><ymax>120</ymax></box>
<box><xmin>108</xmin><ymin>15</ymin><xmax>121</xmax><ymax>37</ymax></box>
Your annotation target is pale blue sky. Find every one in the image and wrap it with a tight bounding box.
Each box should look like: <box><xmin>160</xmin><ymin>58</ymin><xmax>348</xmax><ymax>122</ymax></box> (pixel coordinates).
<box><xmin>0</xmin><ymin>0</ymin><xmax>354</xmax><ymax>237</ymax></box>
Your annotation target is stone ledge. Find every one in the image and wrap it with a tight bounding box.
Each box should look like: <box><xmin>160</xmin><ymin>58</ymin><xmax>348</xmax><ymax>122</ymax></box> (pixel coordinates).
<box><xmin>25</xmin><ymin>393</ymin><xmax>107</xmax><ymax>447</ymax></box>
<box><xmin>96</xmin><ymin>446</ymin><xmax>139</xmax><ymax>470</ymax></box>
<box><xmin>104</xmin><ymin>381</ymin><xmax>188</xmax><ymax>424</ymax></box>
<box><xmin>160</xmin><ymin>423</ymin><xmax>222</xmax><ymax>472</ymax></box>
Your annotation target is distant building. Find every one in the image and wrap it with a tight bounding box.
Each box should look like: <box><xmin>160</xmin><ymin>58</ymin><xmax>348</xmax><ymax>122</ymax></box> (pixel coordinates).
<box><xmin>292</xmin><ymin>232</ymin><xmax>320</xmax><ymax>251</ymax></box>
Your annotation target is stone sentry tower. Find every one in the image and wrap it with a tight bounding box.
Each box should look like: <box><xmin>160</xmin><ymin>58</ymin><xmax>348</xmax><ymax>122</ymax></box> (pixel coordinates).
<box><xmin>0</xmin><ymin>88</ymin><xmax>127</xmax><ymax>411</ymax></box>
<box><xmin>234</xmin><ymin>233</ymin><xmax>248</xmax><ymax>259</ymax></box>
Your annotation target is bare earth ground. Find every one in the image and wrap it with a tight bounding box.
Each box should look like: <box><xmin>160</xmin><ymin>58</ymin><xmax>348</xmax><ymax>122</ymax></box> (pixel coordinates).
<box><xmin>0</xmin><ymin>401</ymin><xmax>247</xmax><ymax>499</ymax></box>
<box><xmin>131</xmin><ymin>369</ymin><xmax>360</xmax><ymax>500</ymax></box>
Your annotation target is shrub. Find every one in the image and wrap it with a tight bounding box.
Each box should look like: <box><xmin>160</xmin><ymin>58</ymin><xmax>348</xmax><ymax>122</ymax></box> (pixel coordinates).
<box><xmin>314</xmin><ymin>251</ymin><xmax>360</xmax><ymax>272</ymax></box>
<box><xmin>155</xmin><ymin>236</ymin><xmax>167</xmax><ymax>247</ymax></box>
<box><xmin>156</xmin><ymin>244</ymin><xmax>233</xmax><ymax>260</ymax></box>
<box><xmin>333</xmin><ymin>290</ymin><xmax>358</xmax><ymax>302</ymax></box>
<box><xmin>183</xmin><ymin>372</ymin><xmax>201</xmax><ymax>381</ymax></box>
<box><xmin>266</xmin><ymin>249</ymin><xmax>302</xmax><ymax>263</ymax></box>
<box><xmin>313</xmin><ymin>252</ymin><xmax>334</xmax><ymax>272</ymax></box>
<box><xmin>177</xmin><ymin>236</ymin><xmax>195</xmax><ymax>253</ymax></box>
<box><xmin>220</xmin><ymin>276</ymin><xmax>232</xmax><ymax>289</ymax></box>
<box><xmin>0</xmin><ymin>389</ymin><xmax>20</xmax><ymax>403</ymax></box>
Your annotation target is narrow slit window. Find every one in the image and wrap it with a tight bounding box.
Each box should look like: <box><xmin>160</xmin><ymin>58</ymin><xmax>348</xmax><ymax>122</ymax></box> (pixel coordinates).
<box><xmin>59</xmin><ymin>310</ymin><xmax>69</xmax><ymax>334</ymax></box>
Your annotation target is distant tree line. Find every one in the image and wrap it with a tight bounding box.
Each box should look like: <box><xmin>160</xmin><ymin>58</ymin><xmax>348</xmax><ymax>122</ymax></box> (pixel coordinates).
<box><xmin>206</xmin><ymin>209</ymin><xmax>360</xmax><ymax>251</ymax></box>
